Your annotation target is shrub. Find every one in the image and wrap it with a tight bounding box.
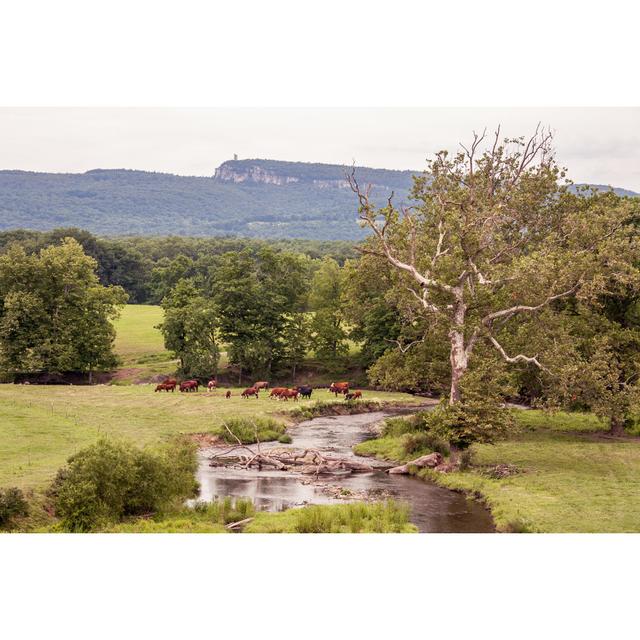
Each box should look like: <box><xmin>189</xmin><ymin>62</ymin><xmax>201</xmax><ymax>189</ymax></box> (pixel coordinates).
<box><xmin>401</xmin><ymin>432</ymin><xmax>450</xmax><ymax>457</ymax></box>
<box><xmin>423</xmin><ymin>399</ymin><xmax>514</xmax><ymax>450</ymax></box>
<box><xmin>50</xmin><ymin>437</ymin><xmax>199</xmax><ymax>531</ymax></box>
<box><xmin>278</xmin><ymin>434</ymin><xmax>293</xmax><ymax>444</ymax></box>
<box><xmin>458</xmin><ymin>448</ymin><xmax>475</xmax><ymax>471</ymax></box>
<box><xmin>381</xmin><ymin>415</ymin><xmax>424</xmax><ymax>437</ymax></box>
<box><xmin>219</xmin><ymin>418</ymin><xmax>286</xmax><ymax>444</ymax></box>
<box><xmin>0</xmin><ymin>487</ymin><xmax>29</xmax><ymax>528</ymax></box>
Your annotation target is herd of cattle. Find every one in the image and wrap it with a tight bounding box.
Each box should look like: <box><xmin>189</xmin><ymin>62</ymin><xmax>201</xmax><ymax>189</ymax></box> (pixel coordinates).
<box><xmin>154</xmin><ymin>379</ymin><xmax>362</xmax><ymax>401</ymax></box>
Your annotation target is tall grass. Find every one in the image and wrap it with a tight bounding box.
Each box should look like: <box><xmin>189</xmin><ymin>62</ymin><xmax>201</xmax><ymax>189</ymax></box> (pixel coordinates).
<box><xmin>245</xmin><ymin>500</ymin><xmax>417</xmax><ymax>533</ymax></box>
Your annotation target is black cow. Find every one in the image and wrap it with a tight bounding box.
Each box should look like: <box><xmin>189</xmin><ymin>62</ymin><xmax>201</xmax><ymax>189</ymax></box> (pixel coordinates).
<box><xmin>297</xmin><ymin>385</ymin><xmax>313</xmax><ymax>399</ymax></box>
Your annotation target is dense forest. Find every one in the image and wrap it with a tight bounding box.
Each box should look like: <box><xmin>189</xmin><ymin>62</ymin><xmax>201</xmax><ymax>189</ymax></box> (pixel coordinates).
<box><xmin>0</xmin><ymin>229</ymin><xmax>356</xmax><ymax>304</ymax></box>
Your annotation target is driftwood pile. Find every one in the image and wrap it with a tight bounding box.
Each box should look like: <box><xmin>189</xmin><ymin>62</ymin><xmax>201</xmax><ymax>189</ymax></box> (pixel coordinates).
<box><xmin>209</xmin><ymin>445</ymin><xmax>374</xmax><ymax>475</ymax></box>
<box><xmin>208</xmin><ymin>422</ymin><xmax>374</xmax><ymax>476</ymax></box>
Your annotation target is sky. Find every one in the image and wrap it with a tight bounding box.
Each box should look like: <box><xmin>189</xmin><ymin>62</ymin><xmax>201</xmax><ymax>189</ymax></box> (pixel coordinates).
<box><xmin>1</xmin><ymin>107</ymin><xmax>639</xmax><ymax>191</ymax></box>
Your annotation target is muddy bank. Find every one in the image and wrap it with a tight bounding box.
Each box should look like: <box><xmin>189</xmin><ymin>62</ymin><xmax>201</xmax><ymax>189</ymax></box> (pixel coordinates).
<box><xmin>196</xmin><ymin>410</ymin><xmax>494</xmax><ymax>533</ymax></box>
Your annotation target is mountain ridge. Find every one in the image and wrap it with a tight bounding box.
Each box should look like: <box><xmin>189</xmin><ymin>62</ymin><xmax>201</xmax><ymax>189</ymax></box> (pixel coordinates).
<box><xmin>0</xmin><ymin>158</ymin><xmax>636</xmax><ymax>241</ymax></box>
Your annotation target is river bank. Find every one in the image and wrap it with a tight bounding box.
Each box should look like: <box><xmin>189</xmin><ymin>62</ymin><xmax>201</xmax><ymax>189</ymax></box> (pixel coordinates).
<box><xmin>355</xmin><ymin>409</ymin><xmax>640</xmax><ymax>532</ymax></box>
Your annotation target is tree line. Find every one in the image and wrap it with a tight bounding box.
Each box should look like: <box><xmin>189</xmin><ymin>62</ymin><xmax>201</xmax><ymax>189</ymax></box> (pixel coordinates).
<box><xmin>2</xmin><ymin>129</ymin><xmax>640</xmax><ymax>445</ymax></box>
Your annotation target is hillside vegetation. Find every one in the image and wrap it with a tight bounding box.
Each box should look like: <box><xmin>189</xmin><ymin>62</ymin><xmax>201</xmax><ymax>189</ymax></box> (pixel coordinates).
<box><xmin>3</xmin><ymin>158</ymin><xmax>634</xmax><ymax>241</ymax></box>
<box><xmin>0</xmin><ymin>160</ymin><xmax>415</xmax><ymax>240</ymax></box>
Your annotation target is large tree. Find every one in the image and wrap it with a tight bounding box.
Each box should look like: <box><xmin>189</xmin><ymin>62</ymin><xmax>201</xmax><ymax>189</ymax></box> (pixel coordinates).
<box><xmin>0</xmin><ymin>238</ymin><xmax>127</xmax><ymax>378</ymax></box>
<box><xmin>211</xmin><ymin>247</ymin><xmax>310</xmax><ymax>379</ymax></box>
<box><xmin>349</xmin><ymin>128</ymin><xmax>639</xmax><ymax>404</ymax></box>
<box><xmin>309</xmin><ymin>256</ymin><xmax>348</xmax><ymax>364</ymax></box>
<box><xmin>159</xmin><ymin>279</ymin><xmax>220</xmax><ymax>379</ymax></box>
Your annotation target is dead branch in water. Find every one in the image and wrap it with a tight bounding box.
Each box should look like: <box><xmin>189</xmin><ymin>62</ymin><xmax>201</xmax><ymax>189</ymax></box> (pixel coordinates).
<box><xmin>208</xmin><ymin>445</ymin><xmax>374</xmax><ymax>476</ymax></box>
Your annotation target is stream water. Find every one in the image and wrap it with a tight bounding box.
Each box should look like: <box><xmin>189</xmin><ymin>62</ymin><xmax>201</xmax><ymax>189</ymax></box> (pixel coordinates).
<box><xmin>196</xmin><ymin>411</ymin><xmax>495</xmax><ymax>532</ymax></box>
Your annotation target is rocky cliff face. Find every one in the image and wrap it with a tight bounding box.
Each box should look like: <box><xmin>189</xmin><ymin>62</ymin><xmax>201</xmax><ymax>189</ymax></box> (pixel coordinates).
<box><xmin>214</xmin><ymin>159</ymin><xmax>393</xmax><ymax>190</ymax></box>
<box><xmin>214</xmin><ymin>163</ymin><xmax>300</xmax><ymax>185</ymax></box>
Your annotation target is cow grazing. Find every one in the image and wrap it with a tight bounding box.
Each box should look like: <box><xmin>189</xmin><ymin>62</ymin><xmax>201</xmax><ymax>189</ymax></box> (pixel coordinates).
<box><xmin>269</xmin><ymin>387</ymin><xmax>287</xmax><ymax>399</ymax></box>
<box><xmin>155</xmin><ymin>383</ymin><xmax>169</xmax><ymax>392</ymax></box>
<box><xmin>225</xmin><ymin>390</ymin><xmax>231</xmax><ymax>399</ymax></box>
<box><xmin>179</xmin><ymin>380</ymin><xmax>199</xmax><ymax>392</ymax></box>
<box><xmin>207</xmin><ymin>380</ymin><xmax>217</xmax><ymax>392</ymax></box>
<box><xmin>241</xmin><ymin>386</ymin><xmax>259</xmax><ymax>399</ymax></box>
<box><xmin>328</xmin><ymin>382</ymin><xmax>350</xmax><ymax>397</ymax></box>
<box><xmin>345</xmin><ymin>391</ymin><xmax>362</xmax><ymax>401</ymax></box>
<box><xmin>253</xmin><ymin>381</ymin><xmax>269</xmax><ymax>390</ymax></box>
<box><xmin>297</xmin><ymin>385</ymin><xmax>313</xmax><ymax>399</ymax></box>
<box><xmin>279</xmin><ymin>388</ymin><xmax>299</xmax><ymax>402</ymax></box>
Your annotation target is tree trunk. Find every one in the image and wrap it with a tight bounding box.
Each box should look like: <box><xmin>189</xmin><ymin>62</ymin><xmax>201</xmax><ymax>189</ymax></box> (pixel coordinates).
<box><xmin>292</xmin><ymin>362</ymin><xmax>296</xmax><ymax>385</ymax></box>
<box><xmin>609</xmin><ymin>417</ymin><xmax>626</xmax><ymax>437</ymax></box>
<box><xmin>448</xmin><ymin>329</ymin><xmax>468</xmax><ymax>405</ymax></box>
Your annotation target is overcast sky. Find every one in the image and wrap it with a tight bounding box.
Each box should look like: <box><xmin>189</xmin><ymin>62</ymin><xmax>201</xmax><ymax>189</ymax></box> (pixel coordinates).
<box><xmin>1</xmin><ymin>108</ymin><xmax>639</xmax><ymax>190</ymax></box>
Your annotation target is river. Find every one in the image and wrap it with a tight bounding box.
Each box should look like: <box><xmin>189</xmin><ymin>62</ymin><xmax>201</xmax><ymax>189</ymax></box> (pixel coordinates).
<box><xmin>196</xmin><ymin>410</ymin><xmax>494</xmax><ymax>532</ymax></box>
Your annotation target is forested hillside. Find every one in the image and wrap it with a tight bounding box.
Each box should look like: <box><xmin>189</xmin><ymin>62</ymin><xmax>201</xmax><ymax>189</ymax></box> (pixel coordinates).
<box><xmin>1</xmin><ymin>158</ymin><xmax>636</xmax><ymax>241</ymax></box>
<box><xmin>0</xmin><ymin>160</ymin><xmax>416</xmax><ymax>241</ymax></box>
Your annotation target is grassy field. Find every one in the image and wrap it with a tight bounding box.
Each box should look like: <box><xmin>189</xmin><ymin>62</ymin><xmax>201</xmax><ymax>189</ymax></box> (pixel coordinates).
<box><xmin>111</xmin><ymin>304</ymin><xmax>177</xmax><ymax>382</ymax></box>
<box><xmin>355</xmin><ymin>410</ymin><xmax>640</xmax><ymax>533</ymax></box>
<box><xmin>113</xmin><ymin>304</ymin><xmax>168</xmax><ymax>363</ymax></box>
<box><xmin>0</xmin><ymin>384</ymin><xmax>421</xmax><ymax>491</ymax></box>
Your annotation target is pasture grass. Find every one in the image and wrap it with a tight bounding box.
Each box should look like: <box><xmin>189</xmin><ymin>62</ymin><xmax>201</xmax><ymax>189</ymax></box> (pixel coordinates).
<box><xmin>0</xmin><ymin>384</ymin><xmax>421</xmax><ymax>490</ymax></box>
<box><xmin>356</xmin><ymin>409</ymin><xmax>640</xmax><ymax>533</ymax></box>
<box><xmin>113</xmin><ymin>304</ymin><xmax>170</xmax><ymax>364</ymax></box>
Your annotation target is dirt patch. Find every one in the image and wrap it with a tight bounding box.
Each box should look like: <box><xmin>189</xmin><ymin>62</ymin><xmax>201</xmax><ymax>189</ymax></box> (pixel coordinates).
<box><xmin>189</xmin><ymin>433</ymin><xmax>224</xmax><ymax>447</ymax></box>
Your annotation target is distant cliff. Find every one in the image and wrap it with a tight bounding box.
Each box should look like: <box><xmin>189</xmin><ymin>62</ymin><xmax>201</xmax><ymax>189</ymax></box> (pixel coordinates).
<box><xmin>0</xmin><ymin>159</ymin><xmax>636</xmax><ymax>241</ymax></box>
<box><xmin>214</xmin><ymin>158</ymin><xmax>416</xmax><ymax>190</ymax></box>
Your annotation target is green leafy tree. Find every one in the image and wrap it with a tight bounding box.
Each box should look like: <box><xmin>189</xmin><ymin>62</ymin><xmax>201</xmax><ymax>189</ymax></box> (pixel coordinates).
<box><xmin>310</xmin><ymin>257</ymin><xmax>348</xmax><ymax>364</ymax></box>
<box><xmin>211</xmin><ymin>248</ymin><xmax>309</xmax><ymax>379</ymax></box>
<box><xmin>349</xmin><ymin>128</ymin><xmax>639</xmax><ymax>407</ymax></box>
<box><xmin>281</xmin><ymin>313</ymin><xmax>312</xmax><ymax>382</ymax></box>
<box><xmin>0</xmin><ymin>238</ymin><xmax>127</xmax><ymax>378</ymax></box>
<box><xmin>159</xmin><ymin>279</ymin><xmax>219</xmax><ymax>378</ymax></box>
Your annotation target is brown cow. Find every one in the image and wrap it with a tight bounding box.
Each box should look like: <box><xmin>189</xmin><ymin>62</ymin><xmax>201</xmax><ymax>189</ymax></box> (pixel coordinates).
<box><xmin>269</xmin><ymin>387</ymin><xmax>287</xmax><ymax>399</ymax></box>
<box><xmin>345</xmin><ymin>391</ymin><xmax>362</xmax><ymax>401</ymax></box>
<box><xmin>180</xmin><ymin>380</ymin><xmax>199</xmax><ymax>392</ymax></box>
<box><xmin>329</xmin><ymin>382</ymin><xmax>350</xmax><ymax>397</ymax></box>
<box><xmin>207</xmin><ymin>380</ymin><xmax>217</xmax><ymax>392</ymax></box>
<box><xmin>253</xmin><ymin>381</ymin><xmax>269</xmax><ymax>390</ymax></box>
<box><xmin>155</xmin><ymin>383</ymin><xmax>171</xmax><ymax>392</ymax></box>
<box><xmin>241</xmin><ymin>386</ymin><xmax>259</xmax><ymax>399</ymax></box>
<box><xmin>225</xmin><ymin>390</ymin><xmax>231</xmax><ymax>399</ymax></box>
<box><xmin>279</xmin><ymin>388</ymin><xmax>299</xmax><ymax>402</ymax></box>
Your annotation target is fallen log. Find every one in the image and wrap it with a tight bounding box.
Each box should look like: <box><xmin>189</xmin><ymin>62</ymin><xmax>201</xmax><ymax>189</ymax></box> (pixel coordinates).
<box><xmin>387</xmin><ymin>452</ymin><xmax>444</xmax><ymax>475</ymax></box>
<box><xmin>226</xmin><ymin>517</ymin><xmax>254</xmax><ymax>531</ymax></box>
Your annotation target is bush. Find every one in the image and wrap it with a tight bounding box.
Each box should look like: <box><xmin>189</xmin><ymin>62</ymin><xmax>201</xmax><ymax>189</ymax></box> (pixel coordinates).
<box><xmin>50</xmin><ymin>437</ymin><xmax>199</xmax><ymax>531</ymax></box>
<box><xmin>458</xmin><ymin>448</ymin><xmax>475</xmax><ymax>471</ymax></box>
<box><xmin>380</xmin><ymin>413</ymin><xmax>450</xmax><ymax>457</ymax></box>
<box><xmin>401</xmin><ymin>432</ymin><xmax>450</xmax><ymax>457</ymax></box>
<box><xmin>0</xmin><ymin>487</ymin><xmax>29</xmax><ymax>528</ymax></box>
<box><xmin>381</xmin><ymin>414</ymin><xmax>424</xmax><ymax>437</ymax></box>
<box><xmin>218</xmin><ymin>418</ymin><xmax>287</xmax><ymax>444</ymax></box>
<box><xmin>423</xmin><ymin>399</ymin><xmax>514</xmax><ymax>450</ymax></box>
<box><xmin>278</xmin><ymin>434</ymin><xmax>293</xmax><ymax>444</ymax></box>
